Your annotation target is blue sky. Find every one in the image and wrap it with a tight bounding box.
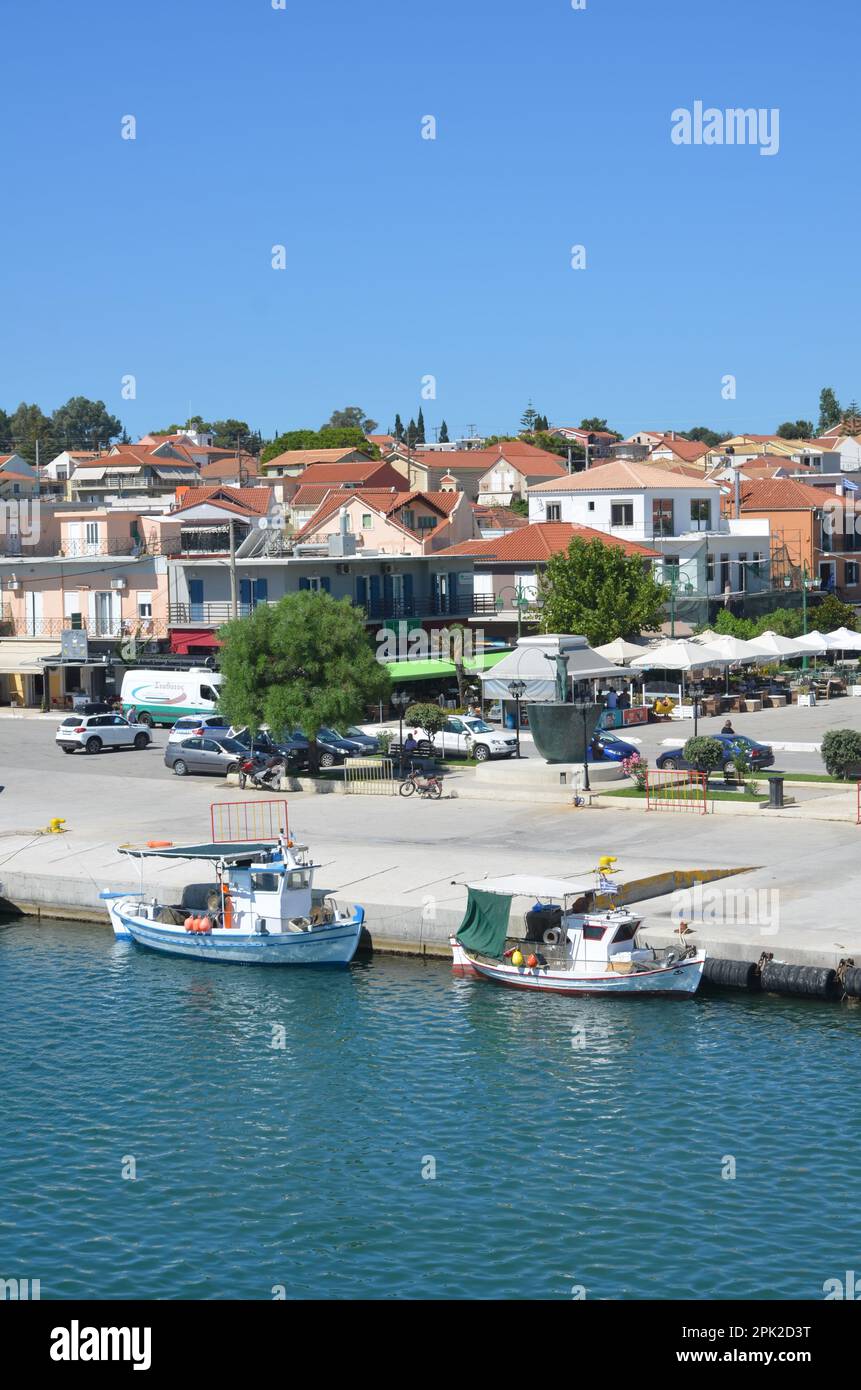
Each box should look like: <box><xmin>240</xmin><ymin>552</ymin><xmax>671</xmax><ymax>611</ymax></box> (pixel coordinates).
<box><xmin>1</xmin><ymin>0</ymin><xmax>858</xmax><ymax>441</ymax></box>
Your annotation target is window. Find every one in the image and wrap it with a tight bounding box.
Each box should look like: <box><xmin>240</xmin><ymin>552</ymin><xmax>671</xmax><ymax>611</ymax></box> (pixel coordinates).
<box><xmin>690</xmin><ymin>498</ymin><xmax>711</xmax><ymax>530</ymax></box>
<box><xmin>252</xmin><ymin>873</ymin><xmax>280</xmax><ymax>893</ymax></box>
<box><xmin>546</xmin><ymin>503</ymin><xmax>562</xmax><ymax>522</ymax></box>
<box><xmin>417</xmin><ymin>515</ymin><xmax>437</xmax><ymax>530</ymax></box>
<box><xmin>610</xmin><ymin>500</ymin><xmax>634</xmax><ymax>527</ymax></box>
<box><xmin>846</xmin><ymin>561</ymin><xmax>859</xmax><ymax>586</ymax></box>
<box><xmin>738</xmin><ymin>553</ymin><xmax>748</xmax><ymax>592</ymax></box>
<box><xmin>362</xmin><ymin>514</ymin><xmax>372</xmax><ymax>529</ymax></box>
<box><xmin>706</xmin><ymin>551</ymin><xmax>715</xmax><ymax>584</ymax></box>
<box><xmin>402</xmin><ymin>509</ymin><xmax>416</xmax><ymax>529</ymax></box>
<box><xmin>137</xmin><ymin>592</ymin><xmax>152</xmax><ymax>620</ymax></box>
<box><xmin>85</xmin><ymin>521</ymin><xmax>100</xmax><ymax>546</ymax></box>
<box><xmin>200</xmin><ymin>685</ymin><xmax>219</xmax><ymax>703</ymax></box>
<box><xmin>287</xmin><ymin>869</ymin><xmax>311</xmax><ymax>890</ymax></box>
<box><xmin>652</xmin><ymin>498</ymin><xmax>674</xmax><ymax>537</ymax></box>
<box><xmin>582</xmin><ymin>924</ymin><xmax>608</xmax><ymax>940</ymax></box>
<box><xmin>587</xmin><ymin>500</ymin><xmax>595</xmax><ymax>512</ymax></box>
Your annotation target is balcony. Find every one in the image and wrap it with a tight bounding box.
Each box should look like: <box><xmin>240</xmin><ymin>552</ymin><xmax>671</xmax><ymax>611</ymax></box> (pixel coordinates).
<box><xmin>6</xmin><ymin>616</ymin><xmax>167</xmax><ymax>640</ymax></box>
<box><xmin>0</xmin><ymin>536</ymin><xmax>181</xmax><ymax>560</ymax></box>
<box><xmin>170</xmin><ymin>591</ymin><xmax>487</xmax><ymax>628</ymax></box>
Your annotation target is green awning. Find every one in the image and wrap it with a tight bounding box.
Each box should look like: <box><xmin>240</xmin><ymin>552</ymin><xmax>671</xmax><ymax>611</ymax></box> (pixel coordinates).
<box><xmin>383</xmin><ymin>651</ymin><xmax>510</xmax><ymax>682</ymax></box>
<box><xmin>456</xmin><ymin>886</ymin><xmax>513</xmax><ymax>958</ymax></box>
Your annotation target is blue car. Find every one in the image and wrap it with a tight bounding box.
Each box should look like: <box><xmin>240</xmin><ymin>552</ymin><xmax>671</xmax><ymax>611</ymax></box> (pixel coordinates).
<box><xmin>657</xmin><ymin>733</ymin><xmax>774</xmax><ymax>773</ymax></box>
<box><xmin>588</xmin><ymin>731</ymin><xmax>639</xmax><ymax>763</ymax></box>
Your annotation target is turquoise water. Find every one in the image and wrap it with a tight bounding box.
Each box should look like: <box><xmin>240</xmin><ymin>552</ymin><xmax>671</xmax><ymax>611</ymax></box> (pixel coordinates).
<box><xmin>2</xmin><ymin>918</ymin><xmax>860</xmax><ymax>1301</ymax></box>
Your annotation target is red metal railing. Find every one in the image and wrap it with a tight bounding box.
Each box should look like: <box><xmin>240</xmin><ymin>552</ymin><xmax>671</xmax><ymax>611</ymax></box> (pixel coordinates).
<box><xmin>645</xmin><ymin>768</ymin><xmax>708</xmax><ymax>814</ymax></box>
<box><xmin>210</xmin><ymin>800</ymin><xmax>289</xmax><ymax>842</ymax></box>
<box><xmin>856</xmin><ymin>781</ymin><xmax>861</xmax><ymax>826</ymax></box>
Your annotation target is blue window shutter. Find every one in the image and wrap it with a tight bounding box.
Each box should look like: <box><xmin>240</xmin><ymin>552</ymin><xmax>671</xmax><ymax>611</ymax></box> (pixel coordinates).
<box><xmin>320</xmin><ymin>576</ymin><xmax>331</xmax><ymax>593</ymax></box>
<box><xmin>189</xmin><ymin>579</ymin><xmax>203</xmax><ymax>604</ymax></box>
<box><xmin>356</xmin><ymin>576</ymin><xmax>368</xmax><ymax>607</ymax></box>
<box><xmin>299</xmin><ymin>577</ymin><xmax>311</xmax><ymax>591</ymax></box>
<box><xmin>254</xmin><ymin>577</ymin><xmax>268</xmax><ymax>603</ymax></box>
<box><xmin>402</xmin><ymin>573</ymin><xmax>413</xmax><ymax>613</ymax></box>
<box><xmin>240</xmin><ymin>578</ymin><xmax>251</xmax><ymax>609</ymax></box>
<box><xmin>369</xmin><ymin>575</ymin><xmax>381</xmax><ymax>612</ymax></box>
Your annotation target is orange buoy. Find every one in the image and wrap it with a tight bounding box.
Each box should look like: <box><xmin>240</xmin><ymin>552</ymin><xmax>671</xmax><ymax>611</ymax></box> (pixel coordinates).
<box><xmin>147</xmin><ymin>841</ymin><xmax>173</xmax><ymax>849</ymax></box>
<box><xmin>527</xmin><ymin>954</ymin><xmax>538</xmax><ymax>968</ymax></box>
<box><xmin>221</xmin><ymin>883</ymin><xmax>233</xmax><ymax>929</ymax></box>
<box><xmin>184</xmin><ymin>916</ymin><xmax>195</xmax><ymax>932</ymax></box>
<box><xmin>200</xmin><ymin>916</ymin><xmax>212</xmax><ymax>934</ymax></box>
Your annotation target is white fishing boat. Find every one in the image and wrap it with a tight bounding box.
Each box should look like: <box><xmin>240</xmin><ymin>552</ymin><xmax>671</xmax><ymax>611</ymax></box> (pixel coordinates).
<box><xmin>451</xmin><ymin>870</ymin><xmax>705</xmax><ymax>996</ymax></box>
<box><xmin>101</xmin><ymin>834</ymin><xmax>364</xmax><ymax>966</ymax></box>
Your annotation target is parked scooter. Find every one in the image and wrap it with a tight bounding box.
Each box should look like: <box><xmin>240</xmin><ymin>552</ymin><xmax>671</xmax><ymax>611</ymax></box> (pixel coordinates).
<box><xmin>238</xmin><ymin>754</ymin><xmax>287</xmax><ymax>792</ymax></box>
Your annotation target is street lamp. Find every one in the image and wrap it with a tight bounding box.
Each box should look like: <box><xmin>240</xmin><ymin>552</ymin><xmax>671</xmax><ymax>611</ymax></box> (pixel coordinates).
<box><xmin>507</xmin><ymin>679</ymin><xmax>526</xmax><ymax>758</ymax></box>
<box><xmin>391</xmin><ymin>688</ymin><xmax>410</xmax><ymax>774</ymax></box>
<box><xmin>495</xmin><ymin>582</ymin><xmax>533</xmax><ymax>640</ymax></box>
<box><xmin>690</xmin><ymin>680</ymin><xmax>704</xmax><ymax>738</ymax></box>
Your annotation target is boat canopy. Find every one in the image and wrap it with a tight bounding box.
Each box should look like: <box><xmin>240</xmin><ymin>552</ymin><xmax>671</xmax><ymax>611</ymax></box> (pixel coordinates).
<box><xmin>465</xmin><ymin>874</ymin><xmax>591</xmax><ymax>899</ymax></box>
<box><xmin>456</xmin><ymin>887</ymin><xmax>513</xmax><ymax>959</ymax></box>
<box><xmin>119</xmin><ymin>840</ymin><xmax>280</xmax><ymax>864</ymax></box>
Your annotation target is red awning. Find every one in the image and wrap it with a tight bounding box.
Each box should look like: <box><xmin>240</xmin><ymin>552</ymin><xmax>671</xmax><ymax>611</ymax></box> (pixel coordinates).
<box><xmin>170</xmin><ymin>630</ymin><xmax>222</xmax><ymax>654</ymax></box>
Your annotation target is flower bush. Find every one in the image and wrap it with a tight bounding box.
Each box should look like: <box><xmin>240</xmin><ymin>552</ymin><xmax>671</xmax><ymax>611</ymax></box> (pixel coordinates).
<box><xmin>621</xmin><ymin>753</ymin><xmax>649</xmax><ymax>789</ymax></box>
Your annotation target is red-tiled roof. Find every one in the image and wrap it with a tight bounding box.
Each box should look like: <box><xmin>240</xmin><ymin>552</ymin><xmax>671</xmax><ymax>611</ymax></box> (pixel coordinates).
<box><xmin>530</xmin><ymin>460</ymin><xmax>719</xmax><ymax>492</ymax></box>
<box><xmin>648</xmin><ymin>436</ymin><xmax>710</xmax><ymax>463</ymax></box>
<box><xmin>472</xmin><ymin>504</ymin><xmax>530</xmax><ymax>530</ymax></box>
<box><xmin>444</xmin><ymin>522</ymin><xmax>659</xmax><ymax>561</ymax></box>
<box><xmin>262</xmin><ymin>446</ymin><xmax>371</xmax><ymax>470</ymax></box>
<box><xmin>298</xmin><ymin>460</ymin><xmax>405</xmax><ymax>487</ymax></box>
<box><xmin>736</xmin><ymin>479</ymin><xmax>837</xmax><ymax>511</ymax></box>
<box><xmin>172</xmin><ymin>485</ymin><xmax>273</xmax><ymax>517</ymax></box>
<box><xmin>293</xmin><ymin>488</ymin><xmax>460</xmax><ymax>541</ymax></box>
<box><xmin>199</xmin><ymin>455</ymin><xmax>259</xmax><ymax>481</ymax></box>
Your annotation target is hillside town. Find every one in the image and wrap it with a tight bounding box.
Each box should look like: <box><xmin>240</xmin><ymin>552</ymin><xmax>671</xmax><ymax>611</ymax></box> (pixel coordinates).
<box><xmin>2</xmin><ymin>396</ymin><xmax>859</xmax><ymax>710</ymax></box>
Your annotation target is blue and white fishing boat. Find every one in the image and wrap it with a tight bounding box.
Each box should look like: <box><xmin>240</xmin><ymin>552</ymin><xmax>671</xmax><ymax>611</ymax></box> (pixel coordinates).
<box><xmin>101</xmin><ymin>834</ymin><xmax>364</xmax><ymax>966</ymax></box>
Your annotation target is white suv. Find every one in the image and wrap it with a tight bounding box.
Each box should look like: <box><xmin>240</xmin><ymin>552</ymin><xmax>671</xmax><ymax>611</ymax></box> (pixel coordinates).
<box><xmin>396</xmin><ymin>715</ymin><xmax>516</xmax><ymax>762</ymax></box>
<box><xmin>166</xmin><ymin>714</ymin><xmax>231</xmax><ymax>744</ymax></box>
<box><xmin>56</xmin><ymin>713</ymin><xmax>153</xmax><ymax>755</ymax></box>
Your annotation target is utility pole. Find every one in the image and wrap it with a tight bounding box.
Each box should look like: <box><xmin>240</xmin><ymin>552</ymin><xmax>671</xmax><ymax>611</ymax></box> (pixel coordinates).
<box><xmin>229</xmin><ymin>518</ymin><xmax>238</xmax><ymax>619</ymax></box>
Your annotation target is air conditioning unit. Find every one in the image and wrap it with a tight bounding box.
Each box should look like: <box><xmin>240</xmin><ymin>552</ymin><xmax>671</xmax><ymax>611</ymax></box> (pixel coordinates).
<box><xmin>110</xmin><ymin>577</ymin><xmax>127</xmax><ymax>590</ymax></box>
<box><xmin>382</xmin><ymin>563</ymin><xmax>394</xmax><ymax>574</ymax></box>
<box><xmin>7</xmin><ymin>577</ymin><xmax>21</xmax><ymax>591</ymax></box>
<box><xmin>335</xmin><ymin>563</ymin><xmax>350</xmax><ymax>575</ymax></box>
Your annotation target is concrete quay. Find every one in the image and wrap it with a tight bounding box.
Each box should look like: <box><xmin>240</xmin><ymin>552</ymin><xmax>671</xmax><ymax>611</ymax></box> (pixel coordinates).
<box><xmin>2</xmin><ymin>716</ymin><xmax>861</xmax><ymax>977</ymax></box>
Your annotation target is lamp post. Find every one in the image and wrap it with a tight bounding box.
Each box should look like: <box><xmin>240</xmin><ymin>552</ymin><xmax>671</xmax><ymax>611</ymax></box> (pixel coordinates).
<box><xmin>391</xmin><ymin>688</ymin><xmax>409</xmax><ymax>775</ymax></box>
<box><xmin>495</xmin><ymin>582</ymin><xmax>532</xmax><ymax>640</ymax></box>
<box><xmin>507</xmin><ymin>679</ymin><xmax>526</xmax><ymax>758</ymax></box>
<box><xmin>690</xmin><ymin>680</ymin><xmax>704</xmax><ymax>739</ymax></box>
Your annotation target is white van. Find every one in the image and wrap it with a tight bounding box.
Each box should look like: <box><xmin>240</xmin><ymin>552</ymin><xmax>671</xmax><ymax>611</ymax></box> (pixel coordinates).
<box><xmin>120</xmin><ymin>669</ymin><xmax>223</xmax><ymax>728</ymax></box>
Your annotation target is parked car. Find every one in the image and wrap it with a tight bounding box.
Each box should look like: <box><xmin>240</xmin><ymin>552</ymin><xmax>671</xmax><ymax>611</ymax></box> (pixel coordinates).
<box><xmin>164</xmin><ymin>735</ymin><xmax>251</xmax><ymax>778</ymax></box>
<box><xmin>220</xmin><ymin>728</ymin><xmax>309</xmax><ymax>773</ymax></box>
<box><xmin>287</xmin><ymin>729</ymin><xmax>352</xmax><ymax>768</ymax></box>
<box><xmin>657</xmin><ymin>733</ymin><xmax>774</xmax><ymax>773</ymax></box>
<box><xmin>336</xmin><ymin>725</ymin><xmax>380</xmax><ymax>754</ymax></box>
<box><xmin>393</xmin><ymin>715</ymin><xmax>517</xmax><ymax>762</ymax></box>
<box><xmin>68</xmin><ymin>700</ymin><xmax>116</xmax><ymax>716</ymax></box>
<box><xmin>588</xmin><ymin>731</ymin><xmax>639</xmax><ymax>763</ymax></box>
<box><xmin>167</xmin><ymin>714</ymin><xmax>231</xmax><ymax>743</ymax></box>
<box><xmin>318</xmin><ymin>726</ymin><xmax>377</xmax><ymax>757</ymax></box>
<box><xmin>56</xmin><ymin>713</ymin><xmax>153</xmax><ymax>755</ymax></box>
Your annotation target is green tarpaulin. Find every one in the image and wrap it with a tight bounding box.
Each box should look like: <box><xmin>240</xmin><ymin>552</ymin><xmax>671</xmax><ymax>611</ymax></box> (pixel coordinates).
<box><xmin>456</xmin><ymin>887</ymin><xmax>512</xmax><ymax>958</ymax></box>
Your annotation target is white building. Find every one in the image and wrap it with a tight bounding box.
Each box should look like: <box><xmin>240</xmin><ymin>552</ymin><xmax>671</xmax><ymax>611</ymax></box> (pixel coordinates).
<box><xmin>528</xmin><ymin>460</ymin><xmax>771</xmax><ymax>598</ymax></box>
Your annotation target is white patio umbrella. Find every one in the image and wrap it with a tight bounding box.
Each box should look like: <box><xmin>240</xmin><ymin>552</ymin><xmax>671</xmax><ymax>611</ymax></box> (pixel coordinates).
<box><xmin>691</xmin><ymin>628</ymin><xmax>721</xmax><ymax>644</ymax></box>
<box><xmin>792</xmin><ymin>630</ymin><xmax>831</xmax><ymax>653</ymax></box>
<box><xmin>745</xmin><ymin>630</ymin><xmax>808</xmax><ymax>660</ymax></box>
<box><xmin>630</xmin><ymin>639</ymin><xmax>727</xmax><ymax>670</ymax></box>
<box><xmin>699</xmin><ymin>634</ymin><xmax>762</xmax><ymax>663</ymax></box>
<box><xmin>592</xmin><ymin>637</ymin><xmax>648</xmax><ymax>664</ymax></box>
<box><xmin>824</xmin><ymin>626</ymin><xmax>861</xmax><ymax>652</ymax></box>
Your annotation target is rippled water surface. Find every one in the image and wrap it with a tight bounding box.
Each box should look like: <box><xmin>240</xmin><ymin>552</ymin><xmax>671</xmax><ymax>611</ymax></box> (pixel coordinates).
<box><xmin>2</xmin><ymin>918</ymin><xmax>860</xmax><ymax>1300</ymax></box>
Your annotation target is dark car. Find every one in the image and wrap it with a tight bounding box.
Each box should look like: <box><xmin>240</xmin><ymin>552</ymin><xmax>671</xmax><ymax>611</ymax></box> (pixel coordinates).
<box><xmin>657</xmin><ymin>733</ymin><xmax>774</xmax><ymax>773</ymax></box>
<box><xmin>289</xmin><ymin>728</ymin><xmax>354</xmax><ymax>768</ymax></box>
<box><xmin>330</xmin><ymin>725</ymin><xmax>379</xmax><ymax>754</ymax></box>
<box><xmin>588</xmin><ymin>731</ymin><xmax>639</xmax><ymax>763</ymax></box>
<box><xmin>227</xmin><ymin>728</ymin><xmax>310</xmax><ymax>772</ymax></box>
<box><xmin>318</xmin><ymin>726</ymin><xmax>376</xmax><ymax>757</ymax></box>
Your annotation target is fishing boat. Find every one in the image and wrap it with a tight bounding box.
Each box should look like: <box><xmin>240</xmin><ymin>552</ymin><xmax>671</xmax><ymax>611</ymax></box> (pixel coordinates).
<box><xmin>101</xmin><ymin>834</ymin><xmax>364</xmax><ymax>966</ymax></box>
<box><xmin>450</xmin><ymin>869</ymin><xmax>705</xmax><ymax>996</ymax></box>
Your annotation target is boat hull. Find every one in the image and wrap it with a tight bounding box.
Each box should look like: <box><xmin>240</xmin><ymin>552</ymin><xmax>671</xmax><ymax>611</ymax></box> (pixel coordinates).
<box><xmin>452</xmin><ymin>939</ymin><xmax>705</xmax><ymax>996</ymax></box>
<box><xmin>106</xmin><ymin>898</ymin><xmax>364</xmax><ymax>965</ymax></box>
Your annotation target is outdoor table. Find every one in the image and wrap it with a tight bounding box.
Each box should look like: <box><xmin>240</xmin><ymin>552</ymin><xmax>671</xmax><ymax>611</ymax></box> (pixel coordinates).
<box><xmin>766</xmin><ymin>692</ymin><xmax>788</xmax><ymax>707</ymax></box>
<box><xmin>742</xmin><ymin>697</ymin><xmax>762</xmax><ymax>712</ymax></box>
<box><xmin>722</xmin><ymin>694</ymin><xmax>743</xmax><ymax>713</ymax></box>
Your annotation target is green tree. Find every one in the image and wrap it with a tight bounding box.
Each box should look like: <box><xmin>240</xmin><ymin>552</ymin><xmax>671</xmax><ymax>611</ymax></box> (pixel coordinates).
<box><xmin>52</xmin><ymin>395</ymin><xmax>123</xmax><ymax>450</ymax></box>
<box><xmin>811</xmin><ymin>593</ymin><xmax>857</xmax><ymax>631</ymax></box>
<box><xmin>508</xmin><ymin>497</ymin><xmax>528</xmax><ymax>516</ymax></box>
<box><xmin>538</xmin><ymin>537</ymin><xmax>666</xmax><ymax>645</ymax></box>
<box><xmin>821</xmin><ymin>729</ymin><xmax>861</xmax><ymax>778</ymax></box>
<box><xmin>217</xmin><ymin>591</ymin><xmax>388</xmax><ymax>772</ymax></box>
<box><xmin>438</xmin><ymin>419</ymin><xmax>449</xmax><ymax>443</ymax></box>
<box><xmin>818</xmin><ymin>387</ymin><xmax>841</xmax><ymax>433</ymax></box>
<box><xmin>210</xmin><ymin>418</ymin><xmax>250</xmax><ymax>447</ymax></box>
<box><xmin>521</xmin><ymin>400</ymin><xmax>538</xmax><ymax>432</ymax></box>
<box><xmin>0</xmin><ymin>408</ymin><xmax>11</xmax><ymax>448</ymax></box>
<box><xmin>260</xmin><ymin>427</ymin><xmax>376</xmax><ymax>464</ymax></box>
<box><xmin>406</xmin><ymin>417</ymin><xmax>418</xmax><ymax>448</ymax></box>
<box><xmin>683</xmin><ymin>426</ymin><xmax>723</xmax><ymax>447</ymax></box>
<box><xmin>776</xmin><ymin>419</ymin><xmax>814</xmax><ymax>440</ymax></box>
<box><xmin>416</xmin><ymin>407</ymin><xmax>426</xmax><ymax>444</ymax></box>
<box><xmin>405</xmin><ymin>702</ymin><xmax>448</xmax><ymax>744</ymax></box>
<box><xmin>322</xmin><ymin>405</ymin><xmax>378</xmax><ymax>434</ymax></box>
<box><xmin>394</xmin><ymin>414</ymin><xmax>405</xmax><ymax>441</ymax></box>
<box><xmin>10</xmin><ymin>402</ymin><xmax>59</xmax><ymax>465</ymax></box>
<box><xmin>682</xmin><ymin>736</ymin><xmax>724</xmax><ymax>774</ymax></box>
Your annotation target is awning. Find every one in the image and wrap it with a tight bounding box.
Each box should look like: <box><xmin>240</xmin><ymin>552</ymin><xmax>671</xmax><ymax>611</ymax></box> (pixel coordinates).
<box><xmin>170</xmin><ymin>630</ymin><xmax>222</xmax><ymax>654</ymax></box>
<box><xmin>456</xmin><ymin>887</ymin><xmax>513</xmax><ymax>959</ymax></box>
<box><xmin>480</xmin><ymin>640</ymin><xmax>624</xmax><ymax>700</ymax></box>
<box><xmin>0</xmin><ymin>638</ymin><xmax>61</xmax><ymax>674</ymax></box>
<box><xmin>383</xmin><ymin>651</ymin><xmax>509</xmax><ymax>683</ymax></box>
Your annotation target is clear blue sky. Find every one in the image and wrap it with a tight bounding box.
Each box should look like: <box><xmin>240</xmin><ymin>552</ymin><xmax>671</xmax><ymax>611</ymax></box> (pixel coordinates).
<box><xmin>1</xmin><ymin>0</ymin><xmax>858</xmax><ymax>442</ymax></box>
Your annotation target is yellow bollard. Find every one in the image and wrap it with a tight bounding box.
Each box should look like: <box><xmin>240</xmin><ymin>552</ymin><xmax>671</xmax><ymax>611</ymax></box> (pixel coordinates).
<box><xmin>47</xmin><ymin>818</ymin><xmax>66</xmax><ymax>834</ymax></box>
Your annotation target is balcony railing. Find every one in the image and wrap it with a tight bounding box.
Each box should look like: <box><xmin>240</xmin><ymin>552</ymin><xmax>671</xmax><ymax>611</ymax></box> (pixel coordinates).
<box><xmin>170</xmin><ymin>592</ymin><xmax>487</xmax><ymax>627</ymax></box>
<box><xmin>0</xmin><ymin>536</ymin><xmax>181</xmax><ymax>560</ymax></box>
<box><xmin>7</xmin><ymin>617</ymin><xmax>167</xmax><ymax>640</ymax></box>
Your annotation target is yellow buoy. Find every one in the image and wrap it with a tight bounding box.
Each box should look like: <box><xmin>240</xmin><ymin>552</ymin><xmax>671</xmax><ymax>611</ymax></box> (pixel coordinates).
<box><xmin>511</xmin><ymin>950</ymin><xmax>524</xmax><ymax>967</ymax></box>
<box><xmin>47</xmin><ymin>818</ymin><xmax>66</xmax><ymax>834</ymax></box>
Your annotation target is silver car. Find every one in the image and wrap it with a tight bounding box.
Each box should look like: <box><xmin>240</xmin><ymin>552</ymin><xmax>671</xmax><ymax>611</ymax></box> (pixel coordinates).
<box><xmin>164</xmin><ymin>735</ymin><xmax>246</xmax><ymax>778</ymax></box>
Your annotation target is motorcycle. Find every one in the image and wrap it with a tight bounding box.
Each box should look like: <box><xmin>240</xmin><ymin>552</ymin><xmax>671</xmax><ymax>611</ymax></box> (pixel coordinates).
<box><xmin>399</xmin><ymin>771</ymin><xmax>443</xmax><ymax>800</ymax></box>
<box><xmin>238</xmin><ymin>754</ymin><xmax>287</xmax><ymax>792</ymax></box>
